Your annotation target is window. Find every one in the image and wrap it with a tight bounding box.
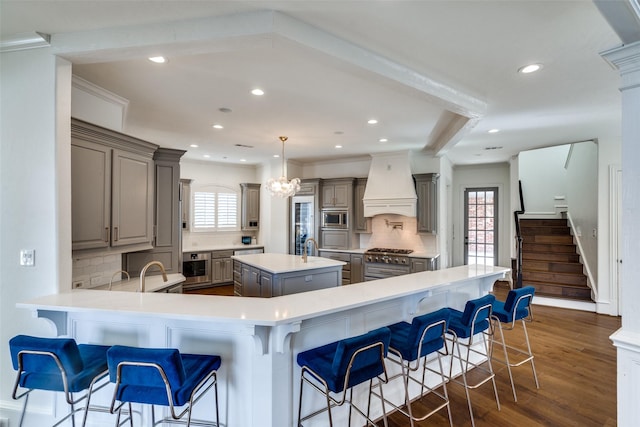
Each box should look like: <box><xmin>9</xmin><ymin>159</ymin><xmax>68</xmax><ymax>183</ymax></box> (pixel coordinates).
<box><xmin>192</xmin><ymin>186</ymin><xmax>238</xmax><ymax>231</ymax></box>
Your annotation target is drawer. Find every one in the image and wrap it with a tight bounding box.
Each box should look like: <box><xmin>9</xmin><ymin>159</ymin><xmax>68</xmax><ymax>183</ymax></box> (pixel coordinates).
<box><xmin>319</xmin><ymin>251</ymin><xmax>351</xmax><ymax>262</ymax></box>
<box><xmin>212</xmin><ymin>250</ymin><xmax>234</xmax><ymax>259</ymax></box>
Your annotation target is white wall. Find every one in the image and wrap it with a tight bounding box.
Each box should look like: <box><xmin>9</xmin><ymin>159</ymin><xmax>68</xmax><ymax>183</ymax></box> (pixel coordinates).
<box><xmin>0</xmin><ymin>48</ymin><xmax>72</xmax><ymax>425</ymax></box>
<box><xmin>519</xmin><ymin>145</ymin><xmax>570</xmax><ymax>216</ymax></box>
<box><xmin>451</xmin><ymin>162</ymin><xmax>511</xmax><ymax>268</ymax></box>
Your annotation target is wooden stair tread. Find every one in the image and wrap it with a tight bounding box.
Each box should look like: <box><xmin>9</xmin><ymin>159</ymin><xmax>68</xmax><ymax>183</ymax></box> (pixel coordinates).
<box><xmin>524</xmin><ymin>280</ymin><xmax>592</xmax><ymax>300</ymax></box>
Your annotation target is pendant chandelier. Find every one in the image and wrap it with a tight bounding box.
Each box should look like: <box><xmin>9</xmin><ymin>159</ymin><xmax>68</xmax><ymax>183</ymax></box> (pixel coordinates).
<box><xmin>266</xmin><ymin>136</ymin><xmax>301</xmax><ymax>198</ymax></box>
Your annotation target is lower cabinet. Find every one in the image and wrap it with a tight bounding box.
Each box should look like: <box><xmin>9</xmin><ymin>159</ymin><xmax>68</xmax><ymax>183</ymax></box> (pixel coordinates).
<box><xmin>233</xmin><ymin>260</ymin><xmax>341</xmax><ymax>297</ymax></box>
<box><xmin>318</xmin><ymin>251</ymin><xmax>363</xmax><ymax>285</ymax></box>
<box><xmin>410</xmin><ymin>257</ymin><xmax>439</xmax><ymax>272</ymax></box>
<box><xmin>211</xmin><ymin>250</ymin><xmax>233</xmax><ymax>285</ymax></box>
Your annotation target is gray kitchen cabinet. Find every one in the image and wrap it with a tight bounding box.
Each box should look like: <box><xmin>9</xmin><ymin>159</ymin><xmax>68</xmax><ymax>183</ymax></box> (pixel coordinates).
<box><xmin>240</xmin><ymin>183</ymin><xmax>260</xmax><ymax>231</ymax></box>
<box><xmin>350</xmin><ymin>254</ymin><xmax>364</xmax><ymax>284</ymax></box>
<box><xmin>410</xmin><ymin>257</ymin><xmax>438</xmax><ymax>272</ymax></box>
<box><xmin>319</xmin><ymin>250</ymin><xmax>351</xmax><ymax>285</ymax></box>
<box><xmin>296</xmin><ymin>178</ymin><xmax>320</xmax><ymax>196</ymax></box>
<box><xmin>354</xmin><ymin>178</ymin><xmax>370</xmax><ymax>233</ymax></box>
<box><xmin>321</xmin><ymin>178</ymin><xmax>353</xmax><ymax>208</ymax></box>
<box><xmin>211</xmin><ymin>250</ymin><xmax>234</xmax><ymax>285</ymax></box>
<box><xmin>321</xmin><ymin>230</ymin><xmax>350</xmax><ymax>249</ymax></box>
<box><xmin>123</xmin><ymin>148</ymin><xmax>185</xmax><ymax>275</ymax></box>
<box><xmin>236</xmin><ymin>262</ymin><xmax>273</xmax><ymax>297</ymax></box>
<box><xmin>71</xmin><ymin>118</ymin><xmax>156</xmax><ymax>252</ymax></box>
<box><xmin>414</xmin><ymin>173</ymin><xmax>439</xmax><ymax>234</ymax></box>
<box><xmin>180</xmin><ymin>178</ymin><xmax>192</xmax><ymax>230</ymax></box>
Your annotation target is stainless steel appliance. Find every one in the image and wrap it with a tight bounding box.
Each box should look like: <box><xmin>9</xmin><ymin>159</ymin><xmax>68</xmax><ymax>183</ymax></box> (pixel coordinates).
<box><xmin>321</xmin><ymin>209</ymin><xmax>348</xmax><ymax>229</ymax></box>
<box><xmin>291</xmin><ymin>195</ymin><xmax>315</xmax><ymax>255</ymax></box>
<box><xmin>182</xmin><ymin>252</ymin><xmax>211</xmax><ymax>289</ymax></box>
<box><xmin>364</xmin><ymin>248</ymin><xmax>413</xmax><ymax>281</ymax></box>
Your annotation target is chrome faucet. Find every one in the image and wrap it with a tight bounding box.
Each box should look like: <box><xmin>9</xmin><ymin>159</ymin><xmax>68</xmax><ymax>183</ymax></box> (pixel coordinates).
<box><xmin>302</xmin><ymin>238</ymin><xmax>319</xmax><ymax>263</ymax></box>
<box><xmin>139</xmin><ymin>261</ymin><xmax>168</xmax><ymax>292</ymax></box>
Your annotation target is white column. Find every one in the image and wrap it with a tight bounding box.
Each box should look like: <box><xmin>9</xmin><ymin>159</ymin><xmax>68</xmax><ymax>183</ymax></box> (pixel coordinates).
<box><xmin>601</xmin><ymin>40</ymin><xmax>640</xmax><ymax>426</ymax></box>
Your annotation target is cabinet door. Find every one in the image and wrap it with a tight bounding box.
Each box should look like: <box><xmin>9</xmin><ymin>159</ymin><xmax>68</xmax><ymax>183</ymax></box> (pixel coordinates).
<box><xmin>332</xmin><ymin>183</ymin><xmax>350</xmax><ymax>207</ymax></box>
<box><xmin>321</xmin><ymin>230</ymin><xmax>349</xmax><ymax>249</ymax></box>
<box><xmin>415</xmin><ymin>174</ymin><xmax>439</xmax><ymax>234</ymax></box>
<box><xmin>260</xmin><ymin>272</ymin><xmax>273</xmax><ymax>297</ymax></box>
<box><xmin>242</xmin><ymin>265</ymin><xmax>261</xmax><ymax>297</ymax></box>
<box><xmin>322</xmin><ymin>185</ymin><xmax>336</xmax><ymax>208</ymax></box>
<box><xmin>241</xmin><ymin>183</ymin><xmax>261</xmax><ymax>230</ymax></box>
<box><xmin>350</xmin><ymin>254</ymin><xmax>364</xmax><ymax>284</ymax></box>
<box><xmin>154</xmin><ymin>161</ymin><xmax>179</xmax><ymax>248</ymax></box>
<box><xmin>71</xmin><ymin>140</ymin><xmax>111</xmax><ymax>250</ymax></box>
<box><xmin>111</xmin><ymin>149</ymin><xmax>154</xmax><ymax>247</ymax></box>
<box><xmin>354</xmin><ymin>179</ymin><xmax>370</xmax><ymax>232</ymax></box>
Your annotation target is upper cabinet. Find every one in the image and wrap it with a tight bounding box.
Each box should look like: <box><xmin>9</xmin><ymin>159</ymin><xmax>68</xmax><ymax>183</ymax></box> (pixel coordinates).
<box><xmin>321</xmin><ymin>178</ymin><xmax>354</xmax><ymax>208</ymax></box>
<box><xmin>241</xmin><ymin>183</ymin><xmax>261</xmax><ymax>231</ymax></box>
<box><xmin>71</xmin><ymin>118</ymin><xmax>157</xmax><ymax>252</ymax></box>
<box><xmin>353</xmin><ymin>178</ymin><xmax>371</xmax><ymax>233</ymax></box>
<box><xmin>414</xmin><ymin>173</ymin><xmax>439</xmax><ymax>234</ymax></box>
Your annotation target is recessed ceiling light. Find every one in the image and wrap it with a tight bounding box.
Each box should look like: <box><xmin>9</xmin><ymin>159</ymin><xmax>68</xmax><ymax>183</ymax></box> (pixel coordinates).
<box><xmin>379</xmin><ymin>138</ymin><xmax>388</xmax><ymax>143</ymax></box>
<box><xmin>148</xmin><ymin>56</ymin><xmax>166</xmax><ymax>64</ymax></box>
<box><xmin>488</xmin><ymin>129</ymin><xmax>500</xmax><ymax>134</ymax></box>
<box><xmin>190</xmin><ymin>144</ymin><xmax>199</xmax><ymax>148</ymax></box>
<box><xmin>273</xmin><ymin>154</ymin><xmax>280</xmax><ymax>158</ymax></box>
<box><xmin>212</xmin><ymin>124</ymin><xmax>223</xmax><ymax>129</ymax></box>
<box><xmin>518</xmin><ymin>63</ymin><xmax>543</xmax><ymax>74</ymax></box>
<box><xmin>335</xmin><ymin>145</ymin><xmax>343</xmax><ymax>149</ymax></box>
<box><xmin>251</xmin><ymin>88</ymin><xmax>264</xmax><ymax>96</ymax></box>
<box><xmin>367</xmin><ymin>119</ymin><xmax>378</xmax><ymax>125</ymax></box>
<box><xmin>203</xmin><ymin>154</ymin><xmax>210</xmax><ymax>158</ymax></box>
<box><xmin>240</xmin><ymin>159</ymin><xmax>247</xmax><ymax>162</ymax></box>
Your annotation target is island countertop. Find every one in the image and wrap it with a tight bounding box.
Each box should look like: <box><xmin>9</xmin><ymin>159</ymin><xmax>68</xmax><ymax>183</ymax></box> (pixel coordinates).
<box><xmin>231</xmin><ymin>252</ymin><xmax>346</xmax><ymax>274</ymax></box>
<box><xmin>93</xmin><ymin>273</ymin><xmax>185</xmax><ymax>292</ymax></box>
<box><xmin>18</xmin><ymin>265</ymin><xmax>507</xmax><ymax>327</ymax></box>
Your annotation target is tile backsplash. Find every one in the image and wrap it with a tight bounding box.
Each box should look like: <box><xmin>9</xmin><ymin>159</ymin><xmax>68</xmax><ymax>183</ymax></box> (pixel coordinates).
<box><xmin>364</xmin><ymin>214</ymin><xmax>437</xmax><ymax>253</ymax></box>
<box><xmin>72</xmin><ymin>252</ymin><xmax>122</xmax><ymax>289</ymax></box>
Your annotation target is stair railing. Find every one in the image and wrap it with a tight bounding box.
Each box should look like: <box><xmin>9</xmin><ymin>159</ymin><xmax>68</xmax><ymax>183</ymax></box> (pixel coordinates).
<box><xmin>514</xmin><ymin>180</ymin><xmax>525</xmax><ymax>288</ymax></box>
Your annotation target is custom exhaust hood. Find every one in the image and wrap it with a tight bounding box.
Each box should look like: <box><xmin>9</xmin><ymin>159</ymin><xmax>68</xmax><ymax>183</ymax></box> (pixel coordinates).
<box><xmin>363</xmin><ymin>151</ymin><xmax>417</xmax><ymax>217</ymax></box>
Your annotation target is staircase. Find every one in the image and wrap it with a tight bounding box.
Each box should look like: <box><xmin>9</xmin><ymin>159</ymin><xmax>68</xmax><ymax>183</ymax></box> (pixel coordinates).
<box><xmin>518</xmin><ymin>218</ymin><xmax>592</xmax><ymax>301</ymax></box>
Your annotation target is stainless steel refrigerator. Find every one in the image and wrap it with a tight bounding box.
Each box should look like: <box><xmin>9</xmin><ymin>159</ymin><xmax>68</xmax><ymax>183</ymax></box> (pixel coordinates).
<box><xmin>290</xmin><ymin>195</ymin><xmax>315</xmax><ymax>255</ymax></box>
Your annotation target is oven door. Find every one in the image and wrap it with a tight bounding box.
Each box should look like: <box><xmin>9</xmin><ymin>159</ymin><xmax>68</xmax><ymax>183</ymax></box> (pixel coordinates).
<box><xmin>182</xmin><ymin>252</ymin><xmax>212</xmax><ymax>289</ymax></box>
<box><xmin>364</xmin><ymin>263</ymin><xmax>410</xmax><ymax>281</ymax></box>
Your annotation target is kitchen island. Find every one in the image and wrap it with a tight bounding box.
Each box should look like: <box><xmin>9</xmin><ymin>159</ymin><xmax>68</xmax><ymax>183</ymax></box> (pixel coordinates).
<box><xmin>232</xmin><ymin>253</ymin><xmax>346</xmax><ymax>297</ymax></box>
<box><xmin>17</xmin><ymin>264</ymin><xmax>508</xmax><ymax>427</ymax></box>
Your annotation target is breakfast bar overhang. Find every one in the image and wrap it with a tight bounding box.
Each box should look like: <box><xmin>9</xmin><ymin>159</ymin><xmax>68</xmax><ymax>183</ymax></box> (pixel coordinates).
<box><xmin>17</xmin><ymin>265</ymin><xmax>508</xmax><ymax>427</ymax></box>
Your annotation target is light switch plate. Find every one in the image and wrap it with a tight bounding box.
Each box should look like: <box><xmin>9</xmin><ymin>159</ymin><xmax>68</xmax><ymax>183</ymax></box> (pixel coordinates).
<box><xmin>20</xmin><ymin>249</ymin><xmax>35</xmax><ymax>266</ymax></box>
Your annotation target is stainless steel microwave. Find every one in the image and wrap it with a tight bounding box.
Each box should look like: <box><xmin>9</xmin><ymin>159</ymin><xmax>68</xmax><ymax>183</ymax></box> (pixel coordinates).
<box><xmin>322</xmin><ymin>210</ymin><xmax>348</xmax><ymax>229</ymax></box>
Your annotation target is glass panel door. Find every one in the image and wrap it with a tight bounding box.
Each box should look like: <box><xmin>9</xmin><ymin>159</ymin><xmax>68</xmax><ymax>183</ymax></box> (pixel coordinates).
<box><xmin>291</xmin><ymin>196</ymin><xmax>315</xmax><ymax>255</ymax></box>
<box><xmin>464</xmin><ymin>187</ymin><xmax>498</xmax><ymax>266</ymax></box>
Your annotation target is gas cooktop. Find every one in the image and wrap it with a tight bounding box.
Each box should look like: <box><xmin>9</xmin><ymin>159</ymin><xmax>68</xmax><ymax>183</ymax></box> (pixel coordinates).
<box><xmin>365</xmin><ymin>248</ymin><xmax>414</xmax><ymax>255</ymax></box>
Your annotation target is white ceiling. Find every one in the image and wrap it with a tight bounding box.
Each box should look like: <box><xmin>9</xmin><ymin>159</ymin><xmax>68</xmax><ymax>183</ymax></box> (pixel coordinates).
<box><xmin>0</xmin><ymin>1</ymin><xmax>625</xmax><ymax>166</ymax></box>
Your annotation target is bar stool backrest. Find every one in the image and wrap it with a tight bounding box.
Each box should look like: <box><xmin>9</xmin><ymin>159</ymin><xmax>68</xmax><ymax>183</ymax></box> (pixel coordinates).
<box><xmin>503</xmin><ymin>286</ymin><xmax>535</xmax><ymax>321</ymax></box>
<box><xmin>10</xmin><ymin>335</ymin><xmax>84</xmax><ymax>376</ymax></box>
<box><xmin>107</xmin><ymin>346</ymin><xmax>186</xmax><ymax>389</ymax></box>
<box><xmin>461</xmin><ymin>294</ymin><xmax>496</xmax><ymax>333</ymax></box>
<box><xmin>411</xmin><ymin>308</ymin><xmax>450</xmax><ymax>359</ymax></box>
<box><xmin>332</xmin><ymin>327</ymin><xmax>391</xmax><ymax>390</ymax></box>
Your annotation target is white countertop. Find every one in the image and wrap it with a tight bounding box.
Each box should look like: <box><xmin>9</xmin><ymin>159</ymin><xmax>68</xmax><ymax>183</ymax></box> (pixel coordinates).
<box><xmin>93</xmin><ymin>273</ymin><xmax>185</xmax><ymax>292</ymax></box>
<box><xmin>18</xmin><ymin>265</ymin><xmax>508</xmax><ymax>327</ymax></box>
<box><xmin>183</xmin><ymin>244</ymin><xmax>264</xmax><ymax>253</ymax></box>
<box><xmin>231</xmin><ymin>253</ymin><xmax>346</xmax><ymax>274</ymax></box>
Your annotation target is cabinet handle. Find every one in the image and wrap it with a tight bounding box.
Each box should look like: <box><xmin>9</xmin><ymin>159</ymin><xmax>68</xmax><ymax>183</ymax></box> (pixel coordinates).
<box><xmin>114</xmin><ymin>227</ymin><xmax>119</xmax><ymax>241</ymax></box>
<box><xmin>105</xmin><ymin>227</ymin><xmax>110</xmax><ymax>243</ymax></box>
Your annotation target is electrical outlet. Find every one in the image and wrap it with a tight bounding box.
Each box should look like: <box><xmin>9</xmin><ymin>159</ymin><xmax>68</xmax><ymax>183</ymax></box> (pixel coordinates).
<box><xmin>20</xmin><ymin>249</ymin><xmax>35</xmax><ymax>266</ymax></box>
<box><xmin>73</xmin><ymin>280</ymin><xmax>84</xmax><ymax>289</ymax></box>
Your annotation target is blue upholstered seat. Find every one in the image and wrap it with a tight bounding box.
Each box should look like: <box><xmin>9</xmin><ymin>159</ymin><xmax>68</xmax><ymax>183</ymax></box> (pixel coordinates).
<box><xmin>387</xmin><ymin>308</ymin><xmax>450</xmax><ymax>362</ymax></box>
<box><xmin>107</xmin><ymin>345</ymin><xmax>221</xmax><ymax>427</ymax></box>
<box><xmin>448</xmin><ymin>294</ymin><xmax>496</xmax><ymax>339</ymax></box>
<box><xmin>296</xmin><ymin>327</ymin><xmax>391</xmax><ymax>426</ymax></box>
<box><xmin>492</xmin><ymin>286</ymin><xmax>535</xmax><ymax>323</ymax></box>
<box><xmin>9</xmin><ymin>335</ymin><xmax>110</xmax><ymax>427</ymax></box>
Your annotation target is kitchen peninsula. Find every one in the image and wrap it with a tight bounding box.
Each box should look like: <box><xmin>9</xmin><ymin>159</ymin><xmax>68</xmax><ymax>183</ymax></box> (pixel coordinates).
<box><xmin>232</xmin><ymin>253</ymin><xmax>345</xmax><ymax>297</ymax></box>
<box><xmin>17</xmin><ymin>264</ymin><xmax>508</xmax><ymax>427</ymax></box>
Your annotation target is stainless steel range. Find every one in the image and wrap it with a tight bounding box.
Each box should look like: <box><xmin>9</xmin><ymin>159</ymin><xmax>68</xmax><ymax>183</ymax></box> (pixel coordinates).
<box><xmin>364</xmin><ymin>248</ymin><xmax>413</xmax><ymax>281</ymax></box>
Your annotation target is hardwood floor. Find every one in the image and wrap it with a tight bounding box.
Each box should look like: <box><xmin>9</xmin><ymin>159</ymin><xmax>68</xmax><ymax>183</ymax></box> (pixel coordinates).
<box><xmin>186</xmin><ymin>283</ymin><xmax>621</xmax><ymax>426</ymax></box>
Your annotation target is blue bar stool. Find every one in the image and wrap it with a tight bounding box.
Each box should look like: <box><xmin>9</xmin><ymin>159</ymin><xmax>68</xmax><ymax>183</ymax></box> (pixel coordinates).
<box><xmin>9</xmin><ymin>335</ymin><xmax>111</xmax><ymax>427</ymax></box>
<box><xmin>383</xmin><ymin>308</ymin><xmax>453</xmax><ymax>427</ymax></box>
<box><xmin>491</xmin><ymin>286</ymin><xmax>540</xmax><ymax>401</ymax></box>
<box><xmin>296</xmin><ymin>326</ymin><xmax>391</xmax><ymax>427</ymax></box>
<box><xmin>447</xmin><ymin>294</ymin><xmax>500</xmax><ymax>427</ymax></box>
<box><xmin>106</xmin><ymin>345</ymin><xmax>221</xmax><ymax>427</ymax></box>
